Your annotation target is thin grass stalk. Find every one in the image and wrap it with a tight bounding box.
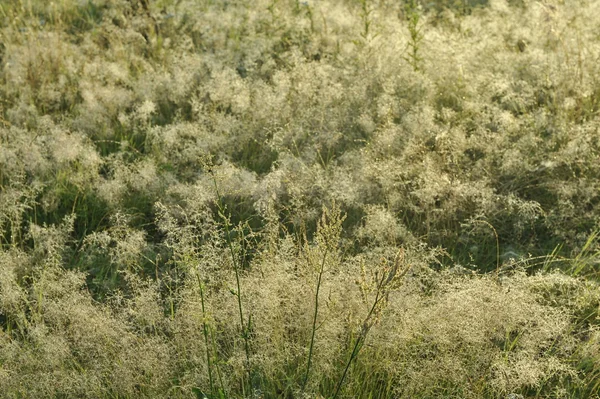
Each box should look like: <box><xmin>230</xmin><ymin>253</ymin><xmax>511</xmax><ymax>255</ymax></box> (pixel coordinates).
<box><xmin>541</xmin><ymin>244</ymin><xmax>564</xmax><ymax>272</ymax></box>
<box><xmin>302</xmin><ymin>240</ymin><xmax>329</xmax><ymax>391</ymax></box>
<box><xmin>210</xmin><ymin>171</ymin><xmax>251</xmax><ymax>383</ymax></box>
<box><xmin>333</xmin><ymin>250</ymin><xmax>410</xmax><ymax>399</ymax></box>
<box><xmin>332</xmin><ymin>283</ymin><xmax>383</xmax><ymax>399</ymax></box>
<box><xmin>332</xmin><ymin>332</ymin><xmax>364</xmax><ymax>399</ymax></box>
<box><xmin>226</xmin><ymin>219</ymin><xmax>251</xmax><ymax>364</ymax></box>
<box><xmin>197</xmin><ymin>274</ymin><xmax>215</xmax><ymax>397</ymax></box>
<box><xmin>210</xmin><ymin>328</ymin><xmax>227</xmax><ymax>398</ymax></box>
<box><xmin>571</xmin><ymin>229</ymin><xmax>599</xmax><ymax>276</ymax></box>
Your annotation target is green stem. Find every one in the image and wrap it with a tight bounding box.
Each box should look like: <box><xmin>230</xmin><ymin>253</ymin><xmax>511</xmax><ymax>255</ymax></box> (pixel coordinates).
<box><xmin>302</xmin><ymin>243</ymin><xmax>329</xmax><ymax>391</ymax></box>
<box><xmin>332</xmin><ymin>333</ymin><xmax>364</xmax><ymax>399</ymax></box>
<box><xmin>211</xmin><ymin>328</ymin><xmax>227</xmax><ymax>398</ymax></box>
<box><xmin>332</xmin><ymin>280</ymin><xmax>384</xmax><ymax>399</ymax></box>
<box><xmin>197</xmin><ymin>274</ymin><xmax>214</xmax><ymax>397</ymax></box>
<box><xmin>210</xmin><ymin>172</ymin><xmax>251</xmax><ymax>377</ymax></box>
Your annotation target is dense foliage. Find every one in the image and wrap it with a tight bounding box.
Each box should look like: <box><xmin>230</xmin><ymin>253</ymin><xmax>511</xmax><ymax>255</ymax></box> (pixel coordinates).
<box><xmin>1</xmin><ymin>0</ymin><xmax>599</xmax><ymax>397</ymax></box>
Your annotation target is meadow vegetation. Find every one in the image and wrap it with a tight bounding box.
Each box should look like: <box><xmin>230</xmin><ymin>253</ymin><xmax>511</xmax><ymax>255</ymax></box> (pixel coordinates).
<box><xmin>1</xmin><ymin>0</ymin><xmax>600</xmax><ymax>397</ymax></box>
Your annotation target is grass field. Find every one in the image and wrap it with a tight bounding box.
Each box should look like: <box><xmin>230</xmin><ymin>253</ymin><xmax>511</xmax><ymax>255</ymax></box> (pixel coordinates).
<box><xmin>1</xmin><ymin>0</ymin><xmax>600</xmax><ymax>397</ymax></box>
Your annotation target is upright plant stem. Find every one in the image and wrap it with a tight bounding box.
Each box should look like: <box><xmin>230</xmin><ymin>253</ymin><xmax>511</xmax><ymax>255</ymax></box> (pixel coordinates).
<box><xmin>210</xmin><ymin>172</ymin><xmax>251</xmax><ymax>373</ymax></box>
<box><xmin>332</xmin><ymin>334</ymin><xmax>363</xmax><ymax>399</ymax></box>
<box><xmin>302</xmin><ymin>243</ymin><xmax>329</xmax><ymax>391</ymax></box>
<box><xmin>197</xmin><ymin>274</ymin><xmax>214</xmax><ymax>397</ymax></box>
<box><xmin>333</xmin><ymin>276</ymin><xmax>385</xmax><ymax>399</ymax></box>
<box><xmin>211</xmin><ymin>328</ymin><xmax>227</xmax><ymax>397</ymax></box>
<box><xmin>226</xmin><ymin>216</ymin><xmax>251</xmax><ymax>364</ymax></box>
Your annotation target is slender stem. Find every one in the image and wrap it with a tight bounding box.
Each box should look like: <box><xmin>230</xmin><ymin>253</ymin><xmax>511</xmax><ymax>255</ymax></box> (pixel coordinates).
<box><xmin>211</xmin><ymin>172</ymin><xmax>251</xmax><ymax>375</ymax></box>
<box><xmin>197</xmin><ymin>274</ymin><xmax>214</xmax><ymax>397</ymax></box>
<box><xmin>332</xmin><ymin>334</ymin><xmax>363</xmax><ymax>399</ymax></box>
<box><xmin>333</xmin><ymin>280</ymin><xmax>384</xmax><ymax>399</ymax></box>
<box><xmin>302</xmin><ymin>243</ymin><xmax>329</xmax><ymax>390</ymax></box>
<box><xmin>226</xmin><ymin>217</ymin><xmax>250</xmax><ymax>363</ymax></box>
<box><xmin>211</xmin><ymin>328</ymin><xmax>227</xmax><ymax>398</ymax></box>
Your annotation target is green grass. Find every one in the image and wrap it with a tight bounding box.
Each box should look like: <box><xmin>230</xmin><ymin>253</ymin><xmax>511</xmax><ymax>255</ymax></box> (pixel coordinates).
<box><xmin>1</xmin><ymin>0</ymin><xmax>600</xmax><ymax>397</ymax></box>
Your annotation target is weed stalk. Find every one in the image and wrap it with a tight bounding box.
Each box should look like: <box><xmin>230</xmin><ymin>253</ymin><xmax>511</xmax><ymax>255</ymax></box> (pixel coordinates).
<box><xmin>403</xmin><ymin>0</ymin><xmax>423</xmax><ymax>71</ymax></box>
<box><xmin>210</xmin><ymin>170</ymin><xmax>252</xmax><ymax>383</ymax></box>
<box><xmin>302</xmin><ymin>235</ymin><xmax>329</xmax><ymax>391</ymax></box>
<box><xmin>332</xmin><ymin>250</ymin><xmax>411</xmax><ymax>399</ymax></box>
<box><xmin>197</xmin><ymin>274</ymin><xmax>215</xmax><ymax>397</ymax></box>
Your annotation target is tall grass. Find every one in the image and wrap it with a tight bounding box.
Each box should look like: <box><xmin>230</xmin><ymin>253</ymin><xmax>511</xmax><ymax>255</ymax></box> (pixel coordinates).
<box><xmin>1</xmin><ymin>0</ymin><xmax>600</xmax><ymax>397</ymax></box>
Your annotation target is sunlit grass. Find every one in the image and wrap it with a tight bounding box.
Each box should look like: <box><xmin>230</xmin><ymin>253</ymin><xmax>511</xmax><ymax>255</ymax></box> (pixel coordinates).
<box><xmin>1</xmin><ymin>0</ymin><xmax>600</xmax><ymax>397</ymax></box>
